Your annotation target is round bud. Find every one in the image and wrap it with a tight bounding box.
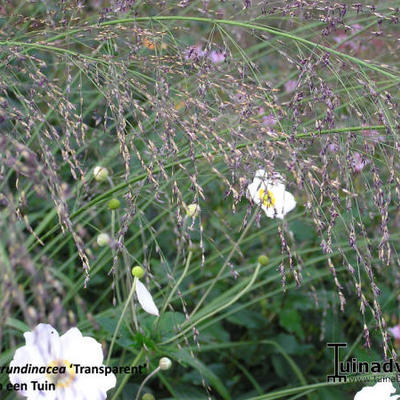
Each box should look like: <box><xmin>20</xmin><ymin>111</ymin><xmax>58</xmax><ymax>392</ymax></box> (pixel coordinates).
<box><xmin>159</xmin><ymin>357</ymin><xmax>172</xmax><ymax>371</ymax></box>
<box><xmin>132</xmin><ymin>266</ymin><xmax>144</xmax><ymax>279</ymax></box>
<box><xmin>93</xmin><ymin>166</ymin><xmax>109</xmax><ymax>182</ymax></box>
<box><xmin>186</xmin><ymin>203</ymin><xmax>200</xmax><ymax>217</ymax></box>
<box><xmin>142</xmin><ymin>394</ymin><xmax>155</xmax><ymax>400</ymax></box>
<box><xmin>97</xmin><ymin>233</ymin><xmax>111</xmax><ymax>247</ymax></box>
<box><xmin>108</xmin><ymin>198</ymin><xmax>120</xmax><ymax>210</ymax></box>
<box><xmin>258</xmin><ymin>255</ymin><xmax>269</xmax><ymax>266</ymax></box>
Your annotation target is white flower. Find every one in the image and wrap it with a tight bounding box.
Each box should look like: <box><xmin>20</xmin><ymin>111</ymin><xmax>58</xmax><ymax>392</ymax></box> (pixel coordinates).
<box><xmin>9</xmin><ymin>324</ymin><xmax>116</xmax><ymax>400</ymax></box>
<box><xmin>247</xmin><ymin>169</ymin><xmax>296</xmax><ymax>219</ymax></box>
<box><xmin>354</xmin><ymin>381</ymin><xmax>400</xmax><ymax>400</ymax></box>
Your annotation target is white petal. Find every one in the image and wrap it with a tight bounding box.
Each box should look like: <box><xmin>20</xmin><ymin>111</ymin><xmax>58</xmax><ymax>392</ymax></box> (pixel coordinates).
<box><xmin>261</xmin><ymin>204</ymin><xmax>278</xmax><ymax>219</ymax></box>
<box><xmin>264</xmin><ymin>184</ymin><xmax>285</xmax><ymax>219</ymax></box>
<box><xmin>268</xmin><ymin>181</ymin><xmax>285</xmax><ymax>193</ymax></box>
<box><xmin>255</xmin><ymin>169</ymin><xmax>284</xmax><ymax>185</ymax></box>
<box><xmin>69</xmin><ymin>371</ymin><xmax>116</xmax><ymax>400</ymax></box>
<box><xmin>247</xmin><ymin>181</ymin><xmax>265</xmax><ymax>204</ymax></box>
<box><xmin>136</xmin><ymin>279</ymin><xmax>159</xmax><ymax>316</ymax></box>
<box><xmin>59</xmin><ymin>328</ymin><xmax>104</xmax><ymax>366</ymax></box>
<box><xmin>9</xmin><ymin>345</ymin><xmax>49</xmax><ymax>397</ymax></box>
<box><xmin>272</xmin><ymin>171</ymin><xmax>284</xmax><ymax>182</ymax></box>
<box><xmin>58</xmin><ymin>328</ymin><xmax>116</xmax><ymax>400</ymax></box>
<box><xmin>254</xmin><ymin>169</ymin><xmax>268</xmax><ymax>180</ymax></box>
<box><xmin>23</xmin><ymin>324</ymin><xmax>61</xmax><ymax>362</ymax></box>
<box><xmin>282</xmin><ymin>190</ymin><xmax>296</xmax><ymax>214</ymax></box>
<box><xmin>9</xmin><ymin>324</ymin><xmax>60</xmax><ymax>399</ymax></box>
<box><xmin>272</xmin><ymin>188</ymin><xmax>296</xmax><ymax>215</ymax></box>
<box><xmin>260</xmin><ymin>187</ymin><xmax>296</xmax><ymax>219</ymax></box>
<box><xmin>354</xmin><ymin>381</ymin><xmax>399</xmax><ymax>400</ymax></box>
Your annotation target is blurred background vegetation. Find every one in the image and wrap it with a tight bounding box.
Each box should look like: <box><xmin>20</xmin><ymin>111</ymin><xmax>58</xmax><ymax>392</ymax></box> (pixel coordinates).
<box><xmin>1</xmin><ymin>1</ymin><xmax>400</xmax><ymax>399</ymax></box>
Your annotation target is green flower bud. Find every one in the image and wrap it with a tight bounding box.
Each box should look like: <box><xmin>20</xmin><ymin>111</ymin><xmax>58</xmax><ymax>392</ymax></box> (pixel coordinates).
<box><xmin>97</xmin><ymin>233</ymin><xmax>111</xmax><ymax>247</ymax></box>
<box><xmin>132</xmin><ymin>266</ymin><xmax>144</xmax><ymax>279</ymax></box>
<box><xmin>159</xmin><ymin>357</ymin><xmax>172</xmax><ymax>371</ymax></box>
<box><xmin>186</xmin><ymin>203</ymin><xmax>200</xmax><ymax>217</ymax></box>
<box><xmin>142</xmin><ymin>394</ymin><xmax>155</xmax><ymax>400</ymax></box>
<box><xmin>93</xmin><ymin>166</ymin><xmax>109</xmax><ymax>182</ymax></box>
<box><xmin>108</xmin><ymin>198</ymin><xmax>120</xmax><ymax>210</ymax></box>
<box><xmin>258</xmin><ymin>255</ymin><xmax>269</xmax><ymax>266</ymax></box>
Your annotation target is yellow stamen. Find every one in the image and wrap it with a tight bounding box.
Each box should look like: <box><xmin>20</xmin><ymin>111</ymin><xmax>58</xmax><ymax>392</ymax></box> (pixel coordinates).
<box><xmin>259</xmin><ymin>188</ymin><xmax>276</xmax><ymax>208</ymax></box>
<box><xmin>46</xmin><ymin>360</ymin><xmax>75</xmax><ymax>389</ymax></box>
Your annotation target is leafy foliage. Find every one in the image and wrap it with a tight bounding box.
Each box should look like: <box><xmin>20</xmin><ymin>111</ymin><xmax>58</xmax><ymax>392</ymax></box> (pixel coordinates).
<box><xmin>1</xmin><ymin>1</ymin><xmax>400</xmax><ymax>399</ymax></box>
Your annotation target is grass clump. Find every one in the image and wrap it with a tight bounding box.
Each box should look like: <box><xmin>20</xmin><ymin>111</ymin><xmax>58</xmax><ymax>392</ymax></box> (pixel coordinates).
<box><xmin>1</xmin><ymin>1</ymin><xmax>400</xmax><ymax>399</ymax></box>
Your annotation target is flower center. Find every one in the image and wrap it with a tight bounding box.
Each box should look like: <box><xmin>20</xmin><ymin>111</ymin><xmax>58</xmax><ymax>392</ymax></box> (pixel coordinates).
<box><xmin>259</xmin><ymin>188</ymin><xmax>276</xmax><ymax>208</ymax></box>
<box><xmin>46</xmin><ymin>360</ymin><xmax>75</xmax><ymax>389</ymax></box>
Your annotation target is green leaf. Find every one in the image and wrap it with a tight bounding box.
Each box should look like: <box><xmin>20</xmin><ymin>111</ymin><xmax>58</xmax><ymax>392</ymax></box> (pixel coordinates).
<box><xmin>279</xmin><ymin>309</ymin><xmax>305</xmax><ymax>340</ymax></box>
<box><xmin>6</xmin><ymin>318</ymin><xmax>29</xmax><ymax>333</ymax></box>
<box><xmin>158</xmin><ymin>311</ymin><xmax>186</xmax><ymax>340</ymax></box>
<box><xmin>226</xmin><ymin>309</ymin><xmax>266</xmax><ymax>329</ymax></box>
<box><xmin>165</xmin><ymin>348</ymin><xmax>232</xmax><ymax>400</ymax></box>
<box><xmin>271</xmin><ymin>354</ymin><xmax>291</xmax><ymax>381</ymax></box>
<box><xmin>200</xmin><ymin>322</ymin><xmax>230</xmax><ymax>343</ymax></box>
<box><xmin>168</xmin><ymin>384</ymin><xmax>209</xmax><ymax>399</ymax></box>
<box><xmin>288</xmin><ymin>220</ymin><xmax>315</xmax><ymax>242</ymax></box>
<box><xmin>274</xmin><ymin>334</ymin><xmax>313</xmax><ymax>356</ymax></box>
<box><xmin>96</xmin><ymin>316</ymin><xmax>134</xmax><ymax>347</ymax></box>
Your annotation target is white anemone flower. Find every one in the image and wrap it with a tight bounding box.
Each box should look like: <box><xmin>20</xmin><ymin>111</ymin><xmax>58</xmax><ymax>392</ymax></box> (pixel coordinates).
<box><xmin>9</xmin><ymin>324</ymin><xmax>116</xmax><ymax>400</ymax></box>
<box><xmin>354</xmin><ymin>381</ymin><xmax>400</xmax><ymax>400</ymax></box>
<box><xmin>247</xmin><ymin>169</ymin><xmax>296</xmax><ymax>219</ymax></box>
